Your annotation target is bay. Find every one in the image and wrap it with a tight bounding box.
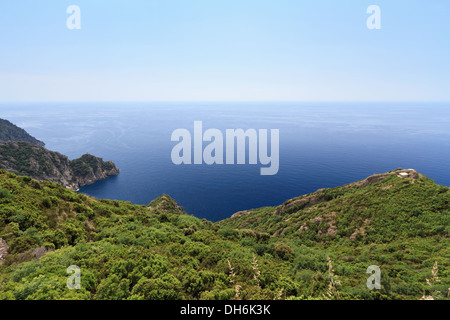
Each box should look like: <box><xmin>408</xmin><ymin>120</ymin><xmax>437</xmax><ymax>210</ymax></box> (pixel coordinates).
<box><xmin>1</xmin><ymin>102</ymin><xmax>449</xmax><ymax>221</ymax></box>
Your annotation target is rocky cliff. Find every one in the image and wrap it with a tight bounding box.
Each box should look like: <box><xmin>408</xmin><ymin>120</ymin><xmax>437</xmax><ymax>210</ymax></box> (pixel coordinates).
<box><xmin>0</xmin><ymin>140</ymin><xmax>119</xmax><ymax>190</ymax></box>
<box><xmin>69</xmin><ymin>153</ymin><xmax>120</xmax><ymax>189</ymax></box>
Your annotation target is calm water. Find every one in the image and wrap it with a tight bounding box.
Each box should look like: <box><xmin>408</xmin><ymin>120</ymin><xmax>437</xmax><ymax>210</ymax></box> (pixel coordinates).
<box><xmin>1</xmin><ymin>102</ymin><xmax>450</xmax><ymax>221</ymax></box>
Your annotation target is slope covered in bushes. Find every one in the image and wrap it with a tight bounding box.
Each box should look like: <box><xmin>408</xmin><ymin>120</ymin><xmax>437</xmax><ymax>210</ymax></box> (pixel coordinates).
<box><xmin>0</xmin><ymin>169</ymin><xmax>448</xmax><ymax>300</ymax></box>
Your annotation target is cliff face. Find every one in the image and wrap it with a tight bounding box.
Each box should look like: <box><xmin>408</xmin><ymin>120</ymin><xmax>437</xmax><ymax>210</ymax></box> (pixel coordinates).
<box><xmin>0</xmin><ymin>119</ymin><xmax>45</xmax><ymax>147</ymax></box>
<box><xmin>0</xmin><ymin>141</ymin><xmax>119</xmax><ymax>190</ymax></box>
<box><xmin>69</xmin><ymin>153</ymin><xmax>120</xmax><ymax>189</ymax></box>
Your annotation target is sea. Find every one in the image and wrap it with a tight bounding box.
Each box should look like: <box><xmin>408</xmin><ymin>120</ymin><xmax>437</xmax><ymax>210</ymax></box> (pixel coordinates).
<box><xmin>1</xmin><ymin>102</ymin><xmax>450</xmax><ymax>221</ymax></box>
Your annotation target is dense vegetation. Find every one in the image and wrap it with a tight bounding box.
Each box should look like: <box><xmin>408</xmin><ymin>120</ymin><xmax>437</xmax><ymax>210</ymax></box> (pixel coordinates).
<box><xmin>0</xmin><ymin>169</ymin><xmax>448</xmax><ymax>300</ymax></box>
<box><xmin>0</xmin><ymin>119</ymin><xmax>44</xmax><ymax>147</ymax></box>
<box><xmin>0</xmin><ymin>141</ymin><xmax>67</xmax><ymax>178</ymax></box>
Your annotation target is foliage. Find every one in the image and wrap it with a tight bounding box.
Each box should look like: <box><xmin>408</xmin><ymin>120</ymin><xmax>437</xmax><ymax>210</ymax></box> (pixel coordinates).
<box><xmin>0</xmin><ymin>169</ymin><xmax>448</xmax><ymax>300</ymax></box>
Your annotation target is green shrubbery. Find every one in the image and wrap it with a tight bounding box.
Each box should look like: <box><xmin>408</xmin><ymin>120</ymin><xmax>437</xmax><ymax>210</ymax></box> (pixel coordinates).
<box><xmin>0</xmin><ymin>187</ymin><xmax>12</xmax><ymax>199</ymax></box>
<box><xmin>0</xmin><ymin>170</ymin><xmax>448</xmax><ymax>300</ymax></box>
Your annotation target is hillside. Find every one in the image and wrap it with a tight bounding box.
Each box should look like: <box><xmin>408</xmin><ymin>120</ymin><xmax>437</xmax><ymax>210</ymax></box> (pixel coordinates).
<box><xmin>0</xmin><ymin>168</ymin><xmax>448</xmax><ymax>300</ymax></box>
<box><xmin>0</xmin><ymin>141</ymin><xmax>119</xmax><ymax>190</ymax></box>
<box><xmin>0</xmin><ymin>118</ymin><xmax>120</xmax><ymax>190</ymax></box>
<box><xmin>219</xmin><ymin>169</ymin><xmax>449</xmax><ymax>241</ymax></box>
<box><xmin>0</xmin><ymin>119</ymin><xmax>45</xmax><ymax>147</ymax></box>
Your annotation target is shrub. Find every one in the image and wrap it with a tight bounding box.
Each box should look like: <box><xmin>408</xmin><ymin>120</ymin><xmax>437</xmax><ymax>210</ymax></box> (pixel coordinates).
<box><xmin>273</xmin><ymin>242</ymin><xmax>294</xmax><ymax>260</ymax></box>
<box><xmin>0</xmin><ymin>188</ymin><xmax>13</xmax><ymax>199</ymax></box>
<box><xmin>131</xmin><ymin>275</ymin><xmax>181</xmax><ymax>300</ymax></box>
<box><xmin>9</xmin><ymin>237</ymin><xmax>37</xmax><ymax>254</ymax></box>
<box><xmin>96</xmin><ymin>275</ymin><xmax>130</xmax><ymax>300</ymax></box>
<box><xmin>218</xmin><ymin>228</ymin><xmax>239</xmax><ymax>239</ymax></box>
<box><xmin>9</xmin><ymin>211</ymin><xmax>30</xmax><ymax>231</ymax></box>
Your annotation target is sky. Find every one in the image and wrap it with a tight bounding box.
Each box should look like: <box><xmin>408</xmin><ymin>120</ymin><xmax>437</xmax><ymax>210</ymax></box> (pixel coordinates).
<box><xmin>0</xmin><ymin>0</ymin><xmax>449</xmax><ymax>102</ymax></box>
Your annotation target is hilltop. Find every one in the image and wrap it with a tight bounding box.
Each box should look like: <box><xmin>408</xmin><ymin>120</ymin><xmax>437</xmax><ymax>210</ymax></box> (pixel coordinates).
<box><xmin>0</xmin><ymin>168</ymin><xmax>448</xmax><ymax>300</ymax></box>
<box><xmin>0</xmin><ymin>119</ymin><xmax>45</xmax><ymax>147</ymax></box>
<box><xmin>218</xmin><ymin>168</ymin><xmax>448</xmax><ymax>241</ymax></box>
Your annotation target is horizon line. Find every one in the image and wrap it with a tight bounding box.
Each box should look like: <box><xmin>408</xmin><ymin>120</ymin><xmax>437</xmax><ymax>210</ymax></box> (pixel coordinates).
<box><xmin>0</xmin><ymin>100</ymin><xmax>449</xmax><ymax>104</ymax></box>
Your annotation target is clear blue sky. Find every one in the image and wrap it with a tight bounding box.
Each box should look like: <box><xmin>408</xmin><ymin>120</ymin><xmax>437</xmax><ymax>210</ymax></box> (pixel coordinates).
<box><xmin>0</xmin><ymin>0</ymin><xmax>449</xmax><ymax>102</ymax></box>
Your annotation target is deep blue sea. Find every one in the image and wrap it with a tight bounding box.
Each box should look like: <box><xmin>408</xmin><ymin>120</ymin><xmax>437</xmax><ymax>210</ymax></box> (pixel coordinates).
<box><xmin>1</xmin><ymin>102</ymin><xmax>450</xmax><ymax>221</ymax></box>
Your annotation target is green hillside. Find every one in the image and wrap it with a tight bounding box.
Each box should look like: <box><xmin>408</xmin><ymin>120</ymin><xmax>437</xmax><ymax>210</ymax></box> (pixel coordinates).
<box><xmin>0</xmin><ymin>169</ymin><xmax>448</xmax><ymax>300</ymax></box>
<box><xmin>0</xmin><ymin>119</ymin><xmax>44</xmax><ymax>147</ymax></box>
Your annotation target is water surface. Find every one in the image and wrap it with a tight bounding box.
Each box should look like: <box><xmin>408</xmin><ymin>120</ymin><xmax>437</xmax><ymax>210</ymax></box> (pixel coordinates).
<box><xmin>1</xmin><ymin>102</ymin><xmax>449</xmax><ymax>221</ymax></box>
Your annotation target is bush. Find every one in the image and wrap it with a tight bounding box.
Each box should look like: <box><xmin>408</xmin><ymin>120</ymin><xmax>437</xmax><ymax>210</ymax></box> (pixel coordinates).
<box><xmin>273</xmin><ymin>242</ymin><xmax>293</xmax><ymax>260</ymax></box>
<box><xmin>9</xmin><ymin>237</ymin><xmax>37</xmax><ymax>254</ymax></box>
<box><xmin>131</xmin><ymin>275</ymin><xmax>181</xmax><ymax>300</ymax></box>
<box><xmin>96</xmin><ymin>275</ymin><xmax>130</xmax><ymax>300</ymax></box>
<box><xmin>0</xmin><ymin>188</ymin><xmax>13</xmax><ymax>199</ymax></box>
<box><xmin>218</xmin><ymin>228</ymin><xmax>239</xmax><ymax>239</ymax></box>
<box><xmin>42</xmin><ymin>196</ymin><xmax>60</xmax><ymax>209</ymax></box>
<box><xmin>180</xmin><ymin>269</ymin><xmax>205</xmax><ymax>297</ymax></box>
<box><xmin>9</xmin><ymin>211</ymin><xmax>30</xmax><ymax>231</ymax></box>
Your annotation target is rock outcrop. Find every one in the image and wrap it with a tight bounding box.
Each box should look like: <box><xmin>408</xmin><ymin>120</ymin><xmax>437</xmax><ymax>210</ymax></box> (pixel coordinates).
<box><xmin>0</xmin><ymin>238</ymin><xmax>8</xmax><ymax>263</ymax></box>
<box><xmin>69</xmin><ymin>153</ymin><xmax>120</xmax><ymax>189</ymax></box>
